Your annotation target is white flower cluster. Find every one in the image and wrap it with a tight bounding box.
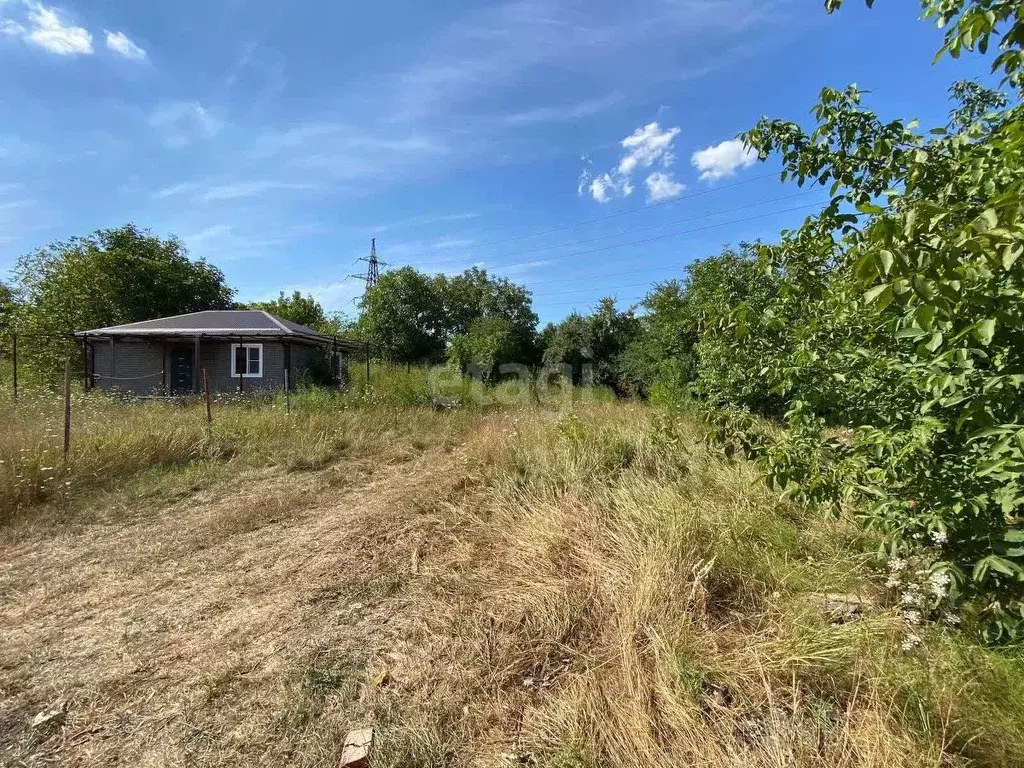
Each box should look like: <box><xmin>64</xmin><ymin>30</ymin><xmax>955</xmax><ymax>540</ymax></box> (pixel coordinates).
<box><xmin>884</xmin><ymin>552</ymin><xmax>962</xmax><ymax>646</ymax></box>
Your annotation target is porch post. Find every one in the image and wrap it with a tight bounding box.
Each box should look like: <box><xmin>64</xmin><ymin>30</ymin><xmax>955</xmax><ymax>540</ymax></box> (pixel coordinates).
<box><xmin>161</xmin><ymin>339</ymin><xmax>167</xmax><ymax>395</ymax></box>
<box><xmin>109</xmin><ymin>337</ymin><xmax>115</xmax><ymax>386</ymax></box>
<box><xmin>237</xmin><ymin>337</ymin><xmax>244</xmax><ymax>393</ymax></box>
<box><xmin>81</xmin><ymin>339</ymin><xmax>89</xmax><ymax>390</ymax></box>
<box><xmin>192</xmin><ymin>337</ymin><xmax>200</xmax><ymax>394</ymax></box>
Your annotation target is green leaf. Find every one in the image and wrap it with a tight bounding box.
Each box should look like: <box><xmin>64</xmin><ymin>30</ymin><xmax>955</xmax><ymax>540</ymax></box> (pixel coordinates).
<box><xmin>974</xmin><ymin>318</ymin><xmax>997</xmax><ymax>346</ymax></box>
<box><xmin>878</xmin><ymin>250</ymin><xmax>894</xmax><ymax>276</ymax></box>
<box><xmin>863</xmin><ymin>283</ymin><xmax>890</xmax><ymax>306</ymax></box>
<box><xmin>914</xmin><ymin>304</ymin><xmax>935</xmax><ymax>331</ymax></box>
<box><xmin>1003</xmin><ymin>245</ymin><xmax>1021</xmax><ymax>270</ymax></box>
<box><xmin>976</xmin><ymin>208</ymin><xmax>999</xmax><ymax>232</ymax></box>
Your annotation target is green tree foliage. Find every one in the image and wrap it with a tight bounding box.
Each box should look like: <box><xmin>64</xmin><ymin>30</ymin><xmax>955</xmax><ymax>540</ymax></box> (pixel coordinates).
<box><xmin>697</xmin><ymin>0</ymin><xmax>1024</xmax><ymax>639</ymax></box>
<box><xmin>0</xmin><ymin>281</ymin><xmax>16</xmax><ymax>358</ymax></box>
<box><xmin>542</xmin><ymin>298</ymin><xmax>641</xmax><ymax>389</ymax></box>
<box><xmin>440</xmin><ymin>267</ymin><xmax>540</xmax><ymax>370</ymax></box>
<box><xmin>618</xmin><ymin>245</ymin><xmax>779</xmax><ymax>406</ymax></box>
<box><xmin>620</xmin><ymin>280</ymin><xmax>693</xmax><ymax>400</ymax></box>
<box><xmin>12</xmin><ymin>224</ymin><xmax>233</xmax><ymax>378</ymax></box>
<box><xmin>358</xmin><ymin>266</ymin><xmax>538</xmax><ymax>369</ymax></box>
<box><xmin>448</xmin><ymin>316</ymin><xmax>519</xmax><ymax>380</ymax></box>
<box><xmin>357</xmin><ymin>267</ymin><xmax>447</xmax><ymax>365</ymax></box>
<box><xmin>247</xmin><ymin>290</ymin><xmax>344</xmax><ymax>334</ymax></box>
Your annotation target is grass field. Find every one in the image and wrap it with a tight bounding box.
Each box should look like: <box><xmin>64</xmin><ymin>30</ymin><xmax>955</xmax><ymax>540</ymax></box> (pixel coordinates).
<box><xmin>1</xmin><ymin>380</ymin><xmax>1023</xmax><ymax>767</ymax></box>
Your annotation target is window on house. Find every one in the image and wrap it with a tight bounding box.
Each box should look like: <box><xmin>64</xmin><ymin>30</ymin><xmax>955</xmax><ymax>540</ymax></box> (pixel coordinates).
<box><xmin>231</xmin><ymin>343</ymin><xmax>263</xmax><ymax>378</ymax></box>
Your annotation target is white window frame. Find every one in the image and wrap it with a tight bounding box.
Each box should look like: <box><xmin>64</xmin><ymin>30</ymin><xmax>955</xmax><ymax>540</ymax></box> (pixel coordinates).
<box><xmin>230</xmin><ymin>343</ymin><xmax>264</xmax><ymax>378</ymax></box>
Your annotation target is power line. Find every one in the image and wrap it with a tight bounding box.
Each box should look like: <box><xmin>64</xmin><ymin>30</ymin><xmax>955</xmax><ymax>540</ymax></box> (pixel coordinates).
<box><xmin>542</xmin><ymin>294</ymin><xmax>648</xmax><ymax>310</ymax></box>
<box><xmin>397</xmin><ymin>170</ymin><xmax>780</xmax><ymax>266</ymax></box>
<box><xmin>409</xmin><ymin>189</ymin><xmax>819</xmax><ymax>271</ymax></box>
<box><xmin>531</xmin><ymin>279</ymin><xmax>668</xmax><ymax>298</ymax></box>
<box><xmin>427</xmin><ymin>201</ymin><xmax>828</xmax><ymax>274</ymax></box>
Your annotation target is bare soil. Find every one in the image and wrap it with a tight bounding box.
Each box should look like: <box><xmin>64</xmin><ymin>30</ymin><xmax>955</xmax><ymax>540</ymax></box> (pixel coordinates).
<box><xmin>0</xmin><ymin>441</ymin><xmax>476</xmax><ymax>767</ymax></box>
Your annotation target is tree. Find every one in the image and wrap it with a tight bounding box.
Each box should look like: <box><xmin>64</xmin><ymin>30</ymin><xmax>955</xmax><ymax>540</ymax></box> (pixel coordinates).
<box><xmin>357</xmin><ymin>266</ymin><xmax>539</xmax><ymax>368</ymax></box>
<box><xmin>436</xmin><ymin>267</ymin><xmax>539</xmax><ymax>365</ymax></box>
<box><xmin>13</xmin><ymin>224</ymin><xmax>233</xmax><ymax>378</ymax></box>
<box><xmin>448</xmin><ymin>316</ymin><xmax>519</xmax><ymax>380</ymax></box>
<box><xmin>247</xmin><ymin>290</ymin><xmax>344</xmax><ymax>334</ymax></box>
<box><xmin>356</xmin><ymin>267</ymin><xmax>447</xmax><ymax>365</ymax></box>
<box><xmin>542</xmin><ymin>298</ymin><xmax>640</xmax><ymax>389</ymax></box>
<box><xmin>0</xmin><ymin>281</ymin><xmax>16</xmax><ymax>358</ymax></box>
<box><xmin>704</xmin><ymin>0</ymin><xmax>1024</xmax><ymax>639</ymax></box>
<box><xmin>541</xmin><ymin>312</ymin><xmax>593</xmax><ymax>384</ymax></box>
<box><xmin>620</xmin><ymin>280</ymin><xmax>694</xmax><ymax>399</ymax></box>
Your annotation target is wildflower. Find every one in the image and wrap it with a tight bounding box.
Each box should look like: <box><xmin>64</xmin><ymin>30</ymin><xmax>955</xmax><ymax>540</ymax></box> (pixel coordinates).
<box><xmin>943</xmin><ymin>612</ymin><xmax>962</xmax><ymax>627</ymax></box>
<box><xmin>902</xmin><ymin>609</ymin><xmax>922</xmax><ymax>625</ymax></box>
<box><xmin>885</xmin><ymin>575</ymin><xmax>901</xmax><ymax>589</ymax></box>
<box><xmin>928</xmin><ymin>570</ymin><xmax>951</xmax><ymax>598</ymax></box>
<box><xmin>930</xmin><ymin>529</ymin><xmax>948</xmax><ymax>545</ymax></box>
<box><xmin>901</xmin><ymin>633</ymin><xmax>923</xmax><ymax>651</ymax></box>
<box><xmin>888</xmin><ymin>557</ymin><xmax>907</xmax><ymax>572</ymax></box>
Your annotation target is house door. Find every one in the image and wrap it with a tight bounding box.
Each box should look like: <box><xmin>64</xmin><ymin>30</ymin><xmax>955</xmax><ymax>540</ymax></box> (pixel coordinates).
<box><xmin>169</xmin><ymin>347</ymin><xmax>194</xmax><ymax>394</ymax></box>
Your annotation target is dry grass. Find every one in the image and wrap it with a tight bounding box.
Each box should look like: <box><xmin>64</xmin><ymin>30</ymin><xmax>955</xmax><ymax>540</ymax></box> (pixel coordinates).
<box><xmin>1</xmin><ymin>397</ymin><xmax>1023</xmax><ymax>767</ymax></box>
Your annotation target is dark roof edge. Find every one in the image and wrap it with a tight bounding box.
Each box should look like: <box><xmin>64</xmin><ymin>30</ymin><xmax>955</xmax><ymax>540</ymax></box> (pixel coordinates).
<box><xmin>74</xmin><ymin>329</ymin><xmax>365</xmax><ymax>348</ymax></box>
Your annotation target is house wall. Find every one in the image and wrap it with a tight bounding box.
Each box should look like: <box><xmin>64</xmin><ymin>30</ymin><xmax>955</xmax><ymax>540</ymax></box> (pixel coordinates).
<box><xmin>91</xmin><ymin>340</ymin><xmax>166</xmax><ymax>395</ymax></box>
<box><xmin>201</xmin><ymin>340</ymin><xmax>286</xmax><ymax>393</ymax></box>
<box><xmin>89</xmin><ymin>339</ymin><xmax>335</xmax><ymax>395</ymax></box>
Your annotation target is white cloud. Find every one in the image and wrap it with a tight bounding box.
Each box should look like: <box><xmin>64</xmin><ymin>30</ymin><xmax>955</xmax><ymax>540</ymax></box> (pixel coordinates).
<box><xmin>374</xmin><ymin>210</ymin><xmax>481</xmax><ymax>233</ymax></box>
<box><xmin>579</xmin><ymin>120</ymin><xmax>681</xmax><ymax>204</ymax></box>
<box><xmin>1</xmin><ymin>3</ymin><xmax>92</xmax><ymax>55</ymax></box>
<box><xmin>585</xmin><ymin>172</ymin><xmax>632</xmax><ymax>204</ymax></box>
<box><xmin>149</xmin><ymin>101</ymin><xmax>222</xmax><ymax>148</ymax></box>
<box><xmin>644</xmin><ymin>171</ymin><xmax>685</xmax><ymax>202</ymax></box>
<box><xmin>202</xmin><ymin>180</ymin><xmax>316</xmax><ymax>202</ymax></box>
<box><xmin>618</xmin><ymin>122</ymin><xmax>680</xmax><ymax>176</ymax></box>
<box><xmin>105</xmin><ymin>30</ymin><xmax>145</xmax><ymax>60</ymax></box>
<box><xmin>501</xmin><ymin>93</ymin><xmax>623</xmax><ymax>127</ymax></box>
<box><xmin>153</xmin><ymin>181</ymin><xmax>201</xmax><ymax>199</ymax></box>
<box><xmin>691</xmin><ymin>137</ymin><xmax>757</xmax><ymax>181</ymax></box>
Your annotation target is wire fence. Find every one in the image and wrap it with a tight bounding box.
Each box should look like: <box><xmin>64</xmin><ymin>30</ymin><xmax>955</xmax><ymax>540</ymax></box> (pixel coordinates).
<box><xmin>0</xmin><ymin>331</ymin><xmax>366</xmax><ymax>400</ymax></box>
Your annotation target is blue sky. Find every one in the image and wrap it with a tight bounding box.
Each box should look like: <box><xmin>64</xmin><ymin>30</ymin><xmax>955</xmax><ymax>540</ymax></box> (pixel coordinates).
<box><xmin>0</xmin><ymin>0</ymin><xmax>993</xmax><ymax>324</ymax></box>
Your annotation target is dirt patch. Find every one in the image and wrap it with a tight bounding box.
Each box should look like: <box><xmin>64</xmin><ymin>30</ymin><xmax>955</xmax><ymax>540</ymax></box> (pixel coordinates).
<box><xmin>0</xmin><ymin>440</ymin><xmax>473</xmax><ymax>767</ymax></box>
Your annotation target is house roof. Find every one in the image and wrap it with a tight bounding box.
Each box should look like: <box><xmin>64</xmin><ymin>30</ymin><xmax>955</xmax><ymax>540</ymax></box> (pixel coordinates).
<box><xmin>75</xmin><ymin>310</ymin><xmax>362</xmax><ymax>350</ymax></box>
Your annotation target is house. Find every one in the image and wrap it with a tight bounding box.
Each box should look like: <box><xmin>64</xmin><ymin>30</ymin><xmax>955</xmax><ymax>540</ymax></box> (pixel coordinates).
<box><xmin>75</xmin><ymin>310</ymin><xmax>361</xmax><ymax>396</ymax></box>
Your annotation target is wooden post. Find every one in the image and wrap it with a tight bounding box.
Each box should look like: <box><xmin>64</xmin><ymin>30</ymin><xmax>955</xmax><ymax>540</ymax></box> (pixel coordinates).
<box><xmin>63</xmin><ymin>359</ymin><xmax>71</xmax><ymax>463</ymax></box>
<box><xmin>284</xmin><ymin>369</ymin><xmax>291</xmax><ymax>414</ymax></box>
<box><xmin>11</xmin><ymin>332</ymin><xmax>17</xmax><ymax>401</ymax></box>
<box><xmin>203</xmin><ymin>368</ymin><xmax>212</xmax><ymax>430</ymax></box>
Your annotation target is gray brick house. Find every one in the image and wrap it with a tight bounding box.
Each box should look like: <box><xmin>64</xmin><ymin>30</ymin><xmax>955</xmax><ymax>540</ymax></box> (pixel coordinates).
<box><xmin>76</xmin><ymin>310</ymin><xmax>360</xmax><ymax>395</ymax></box>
